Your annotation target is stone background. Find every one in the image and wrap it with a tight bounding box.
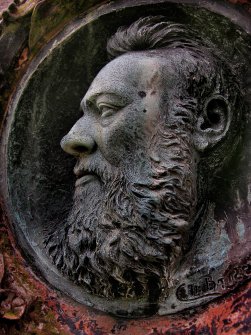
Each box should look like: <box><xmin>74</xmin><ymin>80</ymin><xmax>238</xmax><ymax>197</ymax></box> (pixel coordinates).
<box><xmin>0</xmin><ymin>1</ymin><xmax>251</xmax><ymax>334</ymax></box>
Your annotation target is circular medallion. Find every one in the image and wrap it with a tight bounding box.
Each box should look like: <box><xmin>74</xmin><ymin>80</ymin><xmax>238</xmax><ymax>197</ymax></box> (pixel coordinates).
<box><xmin>1</xmin><ymin>0</ymin><xmax>251</xmax><ymax>317</ymax></box>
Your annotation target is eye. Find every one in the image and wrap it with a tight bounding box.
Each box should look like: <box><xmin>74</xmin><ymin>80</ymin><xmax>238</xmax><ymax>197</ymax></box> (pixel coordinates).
<box><xmin>98</xmin><ymin>103</ymin><xmax>119</xmax><ymax>118</ymax></box>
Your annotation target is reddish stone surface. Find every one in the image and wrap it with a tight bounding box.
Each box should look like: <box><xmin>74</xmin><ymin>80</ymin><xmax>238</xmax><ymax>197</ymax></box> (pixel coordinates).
<box><xmin>0</xmin><ymin>205</ymin><xmax>251</xmax><ymax>334</ymax></box>
<box><xmin>0</xmin><ymin>0</ymin><xmax>13</xmax><ymax>12</ymax></box>
<box><xmin>0</xmin><ymin>0</ymin><xmax>251</xmax><ymax>334</ymax></box>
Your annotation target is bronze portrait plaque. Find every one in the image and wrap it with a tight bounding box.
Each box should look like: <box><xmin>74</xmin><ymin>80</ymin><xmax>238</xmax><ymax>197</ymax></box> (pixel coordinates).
<box><xmin>1</xmin><ymin>0</ymin><xmax>251</xmax><ymax>317</ymax></box>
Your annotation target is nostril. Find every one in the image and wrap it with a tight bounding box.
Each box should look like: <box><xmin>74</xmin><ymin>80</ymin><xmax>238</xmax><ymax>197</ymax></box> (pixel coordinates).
<box><xmin>72</xmin><ymin>145</ymin><xmax>90</xmax><ymax>154</ymax></box>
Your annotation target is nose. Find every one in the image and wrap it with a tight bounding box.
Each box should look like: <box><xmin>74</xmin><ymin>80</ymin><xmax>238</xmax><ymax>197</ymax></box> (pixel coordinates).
<box><xmin>60</xmin><ymin>118</ymin><xmax>96</xmax><ymax>156</ymax></box>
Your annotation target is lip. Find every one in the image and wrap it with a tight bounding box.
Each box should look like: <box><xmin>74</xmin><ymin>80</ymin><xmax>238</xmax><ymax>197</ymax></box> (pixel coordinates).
<box><xmin>75</xmin><ymin>174</ymin><xmax>96</xmax><ymax>187</ymax></box>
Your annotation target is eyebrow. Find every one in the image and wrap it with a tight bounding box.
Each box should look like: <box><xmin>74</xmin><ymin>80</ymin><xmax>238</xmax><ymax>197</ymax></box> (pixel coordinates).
<box><xmin>83</xmin><ymin>92</ymin><xmax>132</xmax><ymax>108</ymax></box>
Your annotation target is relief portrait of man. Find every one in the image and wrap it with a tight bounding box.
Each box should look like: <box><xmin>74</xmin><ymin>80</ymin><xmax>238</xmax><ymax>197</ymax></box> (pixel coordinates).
<box><xmin>44</xmin><ymin>16</ymin><xmax>248</xmax><ymax>305</ymax></box>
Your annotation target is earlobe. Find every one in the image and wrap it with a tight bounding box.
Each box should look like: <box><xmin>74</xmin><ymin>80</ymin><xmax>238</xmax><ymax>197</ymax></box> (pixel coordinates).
<box><xmin>194</xmin><ymin>95</ymin><xmax>231</xmax><ymax>152</ymax></box>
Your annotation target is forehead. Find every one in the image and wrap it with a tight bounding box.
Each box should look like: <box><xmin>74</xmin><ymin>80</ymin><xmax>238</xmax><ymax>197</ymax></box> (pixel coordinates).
<box><xmin>84</xmin><ymin>53</ymin><xmax>178</xmax><ymax>102</ymax></box>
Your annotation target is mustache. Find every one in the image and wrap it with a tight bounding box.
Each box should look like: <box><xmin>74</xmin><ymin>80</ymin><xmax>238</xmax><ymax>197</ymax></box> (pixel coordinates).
<box><xmin>73</xmin><ymin>156</ymin><xmax>118</xmax><ymax>183</ymax></box>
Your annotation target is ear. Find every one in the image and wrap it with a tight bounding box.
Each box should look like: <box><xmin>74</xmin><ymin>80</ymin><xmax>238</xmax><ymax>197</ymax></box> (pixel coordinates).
<box><xmin>194</xmin><ymin>95</ymin><xmax>231</xmax><ymax>152</ymax></box>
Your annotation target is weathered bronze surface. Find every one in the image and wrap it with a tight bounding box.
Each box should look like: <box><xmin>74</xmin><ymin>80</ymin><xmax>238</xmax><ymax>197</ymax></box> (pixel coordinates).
<box><xmin>0</xmin><ymin>0</ymin><xmax>251</xmax><ymax>323</ymax></box>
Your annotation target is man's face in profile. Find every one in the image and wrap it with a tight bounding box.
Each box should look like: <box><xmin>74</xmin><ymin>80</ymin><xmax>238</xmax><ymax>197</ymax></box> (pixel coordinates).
<box><xmin>52</xmin><ymin>51</ymin><xmax>197</xmax><ymax>299</ymax></box>
<box><xmin>62</xmin><ymin>53</ymin><xmax>167</xmax><ymax>176</ymax></box>
<box><xmin>61</xmin><ymin>51</ymin><xmax>197</xmax><ymax>185</ymax></box>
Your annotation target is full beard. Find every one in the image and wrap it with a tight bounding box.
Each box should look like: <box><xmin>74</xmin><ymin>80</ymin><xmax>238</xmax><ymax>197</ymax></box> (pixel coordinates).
<box><xmin>45</xmin><ymin>127</ymin><xmax>197</xmax><ymax>301</ymax></box>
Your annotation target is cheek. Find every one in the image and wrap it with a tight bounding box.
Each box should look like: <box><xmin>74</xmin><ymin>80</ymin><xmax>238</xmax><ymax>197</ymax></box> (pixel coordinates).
<box><xmin>97</xmin><ymin>107</ymin><xmax>147</xmax><ymax>166</ymax></box>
